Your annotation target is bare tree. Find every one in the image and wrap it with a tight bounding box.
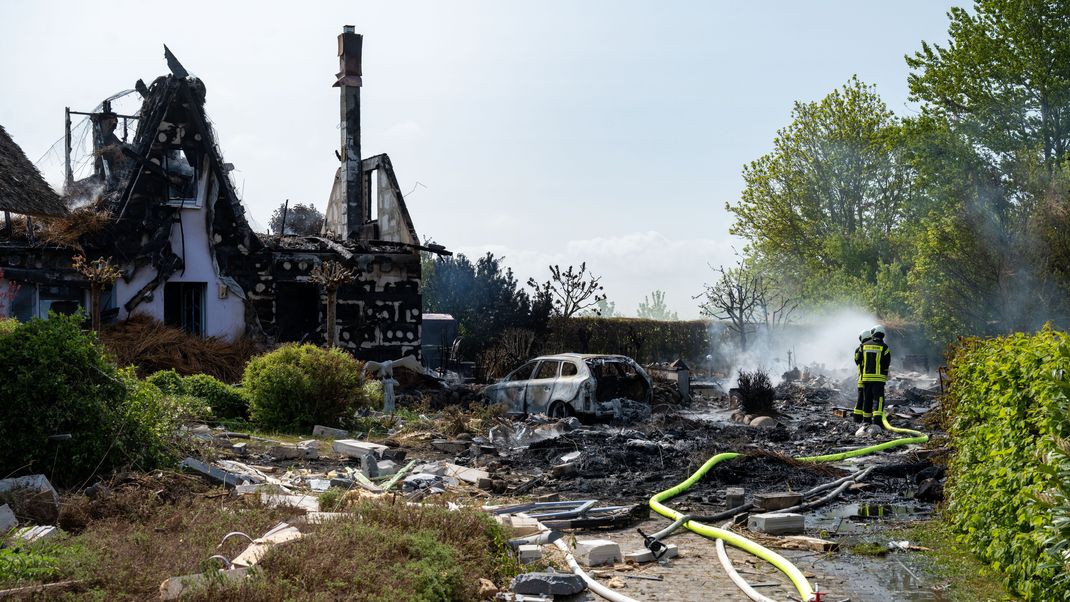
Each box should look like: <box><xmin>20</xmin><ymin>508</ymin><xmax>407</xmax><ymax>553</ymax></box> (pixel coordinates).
<box><xmin>529</xmin><ymin>262</ymin><xmax>606</xmax><ymax>318</ymax></box>
<box><xmin>72</xmin><ymin>255</ymin><xmax>120</xmax><ymax>332</ymax></box>
<box><xmin>697</xmin><ymin>259</ymin><xmax>764</xmax><ymax>351</ymax></box>
<box><xmin>310</xmin><ymin>260</ymin><xmax>354</xmax><ymax>347</ymax></box>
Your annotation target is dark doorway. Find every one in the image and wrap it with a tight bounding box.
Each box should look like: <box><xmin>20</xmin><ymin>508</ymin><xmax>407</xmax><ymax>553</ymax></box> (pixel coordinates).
<box><xmin>164</xmin><ymin>282</ymin><xmax>206</xmax><ymax>335</ymax></box>
<box><xmin>276</xmin><ymin>282</ymin><xmax>320</xmax><ymax>342</ymax></box>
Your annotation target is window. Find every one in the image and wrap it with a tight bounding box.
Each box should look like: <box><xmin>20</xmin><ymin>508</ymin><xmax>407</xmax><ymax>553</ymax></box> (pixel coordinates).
<box><xmin>38</xmin><ymin>285</ymin><xmax>84</xmax><ymax>318</ymax></box>
<box><xmin>534</xmin><ymin>361</ymin><xmax>560</xmax><ymax>380</ymax></box>
<box><xmin>561</xmin><ymin>362</ymin><xmax>579</xmax><ymax>377</ymax></box>
<box><xmin>506</xmin><ymin>361</ymin><xmax>538</xmax><ymax>382</ymax></box>
<box><xmin>164</xmin><ymin>282</ymin><xmax>206</xmax><ymax>335</ymax></box>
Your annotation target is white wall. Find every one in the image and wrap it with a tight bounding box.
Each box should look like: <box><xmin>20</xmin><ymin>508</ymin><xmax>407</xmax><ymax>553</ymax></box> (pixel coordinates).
<box><xmin>114</xmin><ymin>177</ymin><xmax>246</xmax><ymax>340</ymax></box>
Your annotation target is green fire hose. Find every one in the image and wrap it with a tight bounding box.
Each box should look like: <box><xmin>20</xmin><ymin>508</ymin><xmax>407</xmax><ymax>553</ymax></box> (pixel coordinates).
<box><xmin>648</xmin><ymin>414</ymin><xmax>929</xmax><ymax>601</ymax></box>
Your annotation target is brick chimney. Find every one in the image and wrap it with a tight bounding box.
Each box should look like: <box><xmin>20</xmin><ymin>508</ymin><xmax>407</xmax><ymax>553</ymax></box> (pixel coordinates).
<box><xmin>334</xmin><ymin>25</ymin><xmax>364</xmax><ymax>238</ymax></box>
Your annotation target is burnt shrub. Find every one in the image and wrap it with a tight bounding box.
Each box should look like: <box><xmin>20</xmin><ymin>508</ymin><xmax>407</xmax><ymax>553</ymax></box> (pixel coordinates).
<box><xmin>243</xmin><ymin>344</ymin><xmax>376</xmax><ymax>432</ymax></box>
<box><xmin>736</xmin><ymin>368</ymin><xmax>775</xmax><ymax>416</ymax></box>
<box><xmin>0</xmin><ymin>314</ymin><xmax>188</xmax><ymax>485</ymax></box>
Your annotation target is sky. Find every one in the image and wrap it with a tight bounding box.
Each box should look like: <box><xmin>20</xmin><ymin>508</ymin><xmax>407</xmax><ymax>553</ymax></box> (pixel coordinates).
<box><xmin>0</xmin><ymin>1</ymin><xmax>961</xmax><ymax>318</ymax></box>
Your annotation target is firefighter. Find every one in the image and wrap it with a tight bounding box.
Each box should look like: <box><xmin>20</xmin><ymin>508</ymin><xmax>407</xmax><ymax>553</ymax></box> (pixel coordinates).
<box><xmin>859</xmin><ymin>325</ymin><xmax>891</xmax><ymax>430</ymax></box>
<box><xmin>852</xmin><ymin>328</ymin><xmax>872</xmax><ymax>423</ymax></box>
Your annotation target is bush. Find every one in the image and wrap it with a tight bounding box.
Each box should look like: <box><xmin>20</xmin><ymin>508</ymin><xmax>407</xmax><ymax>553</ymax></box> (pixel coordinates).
<box><xmin>182</xmin><ymin>374</ymin><xmax>248</xmax><ymax>419</ymax></box>
<box><xmin>243</xmin><ymin>344</ymin><xmax>374</xmax><ymax>432</ymax></box>
<box><xmin>944</xmin><ymin>327</ymin><xmax>1070</xmax><ymax>600</ymax></box>
<box><xmin>0</xmin><ymin>315</ymin><xmax>186</xmax><ymax>485</ymax></box>
<box><xmin>736</xmin><ymin>369</ymin><xmax>775</xmax><ymax>416</ymax></box>
<box><xmin>146</xmin><ymin>369</ymin><xmax>184</xmax><ymax>395</ymax></box>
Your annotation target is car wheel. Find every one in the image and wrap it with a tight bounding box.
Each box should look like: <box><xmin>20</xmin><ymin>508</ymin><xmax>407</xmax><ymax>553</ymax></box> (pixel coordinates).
<box><xmin>547</xmin><ymin>401</ymin><xmax>572</xmax><ymax>418</ymax></box>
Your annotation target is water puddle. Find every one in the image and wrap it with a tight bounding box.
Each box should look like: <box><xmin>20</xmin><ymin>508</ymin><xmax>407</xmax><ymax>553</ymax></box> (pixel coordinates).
<box><xmin>809</xmin><ymin>502</ymin><xmax>929</xmax><ymax>534</ymax></box>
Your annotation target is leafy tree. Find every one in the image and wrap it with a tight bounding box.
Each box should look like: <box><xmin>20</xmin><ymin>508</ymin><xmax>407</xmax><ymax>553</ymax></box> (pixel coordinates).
<box><xmin>270</xmin><ymin>202</ymin><xmax>324</xmax><ymax>236</ymax></box>
<box><xmin>423</xmin><ymin>252</ymin><xmax>551</xmax><ymax>360</ymax></box>
<box><xmin>637</xmin><ymin>290</ymin><xmax>678</xmax><ymax>321</ymax></box>
<box><xmin>727</xmin><ymin>77</ymin><xmax>915</xmax><ymax>307</ymax></box>
<box><xmin>906</xmin><ymin>0</ymin><xmax>1070</xmax><ymax>189</ymax></box>
<box><xmin>529</xmin><ymin>262</ymin><xmax>607</xmax><ymax>318</ymax></box>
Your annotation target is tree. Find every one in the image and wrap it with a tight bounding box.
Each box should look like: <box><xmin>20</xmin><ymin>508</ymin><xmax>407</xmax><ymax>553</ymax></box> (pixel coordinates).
<box><xmin>697</xmin><ymin>259</ymin><xmax>766</xmax><ymax>351</ymax></box>
<box><xmin>637</xmin><ymin>290</ymin><xmax>678</xmax><ymax>321</ymax></box>
<box><xmin>310</xmin><ymin>260</ymin><xmax>354</xmax><ymax>348</ymax></box>
<box><xmin>72</xmin><ymin>255</ymin><xmax>120</xmax><ymax>332</ymax></box>
<box><xmin>906</xmin><ymin>0</ymin><xmax>1070</xmax><ymax>190</ymax></box>
<box><xmin>270</xmin><ymin>202</ymin><xmax>324</xmax><ymax>236</ymax></box>
<box><xmin>727</xmin><ymin>77</ymin><xmax>915</xmax><ymax>307</ymax></box>
<box><xmin>423</xmin><ymin>252</ymin><xmax>552</xmax><ymax>360</ymax></box>
<box><xmin>581</xmin><ymin>298</ymin><xmax>616</xmax><ymax>318</ymax></box>
<box><xmin>529</xmin><ymin>262</ymin><xmax>606</xmax><ymax>318</ymax></box>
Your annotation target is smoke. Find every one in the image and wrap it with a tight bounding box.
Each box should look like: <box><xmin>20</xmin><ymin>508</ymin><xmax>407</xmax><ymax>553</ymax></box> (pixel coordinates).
<box><xmin>714</xmin><ymin>306</ymin><xmax>880</xmax><ymax>387</ymax></box>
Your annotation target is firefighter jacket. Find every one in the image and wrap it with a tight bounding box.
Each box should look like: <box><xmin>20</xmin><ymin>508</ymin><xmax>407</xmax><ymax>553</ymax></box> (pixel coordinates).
<box><xmin>859</xmin><ymin>337</ymin><xmax>890</xmax><ymax>383</ymax></box>
<box><xmin>853</xmin><ymin>337</ymin><xmax>873</xmax><ymax>387</ymax></box>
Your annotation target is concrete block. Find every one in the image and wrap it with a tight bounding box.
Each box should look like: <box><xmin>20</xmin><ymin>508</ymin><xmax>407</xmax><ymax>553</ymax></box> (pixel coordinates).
<box><xmin>332</xmin><ymin>439</ymin><xmax>388</xmax><ymax>459</ymax></box>
<box><xmin>518</xmin><ymin>544</ymin><xmax>543</xmax><ymax>563</ymax></box>
<box><xmin>508</xmin><ymin>515</ymin><xmax>543</xmax><ymax>537</ymax></box>
<box><xmin>754</xmin><ymin>492</ymin><xmax>802</xmax><ymax>511</ymax></box>
<box><xmin>511</xmin><ymin>571</ymin><xmax>587</xmax><ymax>596</ymax></box>
<box><xmin>360</xmin><ymin>454</ymin><xmax>379</xmax><ymax>479</ymax></box>
<box><xmin>269</xmin><ymin>445</ymin><xmax>318</xmax><ymax>460</ymax></box>
<box><xmin>377</xmin><ymin>460</ymin><xmax>399</xmax><ymax>476</ymax></box>
<box><xmin>0</xmin><ymin>475</ymin><xmax>60</xmax><ymax>525</ymax></box>
<box><xmin>624</xmin><ymin>543</ymin><xmax>678</xmax><ymax>563</ymax></box>
<box><xmin>445</xmin><ymin>463</ymin><xmax>489</xmax><ymax>485</ymax></box>
<box><xmin>431</xmin><ymin>439</ymin><xmax>469</xmax><ymax>455</ymax></box>
<box><xmin>231</xmin><ymin>442</ymin><xmax>248</xmax><ymax>457</ymax></box>
<box><xmin>312</xmin><ymin>425</ymin><xmax>349</xmax><ymax>438</ymax></box>
<box><xmin>160</xmin><ymin>567</ymin><xmax>250</xmax><ymax>600</ymax></box>
<box><xmin>725</xmin><ymin>487</ymin><xmax>745</xmax><ymax>508</ymax></box>
<box><xmin>748</xmin><ymin>512</ymin><xmax>804</xmax><ymax>535</ymax></box>
<box><xmin>574</xmin><ymin>539</ymin><xmax>622</xmax><ymax>567</ymax></box>
<box><xmin>0</xmin><ymin>504</ymin><xmax>16</xmax><ymax>534</ymax></box>
<box><xmin>260</xmin><ymin>493</ymin><xmax>320</xmax><ymax>512</ymax></box>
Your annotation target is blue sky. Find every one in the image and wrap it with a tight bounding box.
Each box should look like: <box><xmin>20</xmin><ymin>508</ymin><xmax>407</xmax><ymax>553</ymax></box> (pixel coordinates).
<box><xmin>0</xmin><ymin>1</ymin><xmax>961</xmax><ymax>318</ymax></box>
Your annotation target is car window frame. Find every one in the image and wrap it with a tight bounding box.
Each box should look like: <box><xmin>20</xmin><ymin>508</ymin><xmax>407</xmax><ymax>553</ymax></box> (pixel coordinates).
<box><xmin>532</xmin><ymin>360</ymin><xmax>561</xmax><ymax>380</ymax></box>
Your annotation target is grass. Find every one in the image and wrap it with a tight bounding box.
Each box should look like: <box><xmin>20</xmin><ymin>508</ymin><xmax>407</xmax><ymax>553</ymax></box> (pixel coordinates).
<box><xmin>185</xmin><ymin>499</ymin><xmax>519</xmax><ymax>601</ymax></box>
<box><xmin>0</xmin><ymin>472</ymin><xmax>518</xmax><ymax>601</ymax></box>
<box><xmin>889</xmin><ymin>519</ymin><xmax>1017</xmax><ymax>602</ymax></box>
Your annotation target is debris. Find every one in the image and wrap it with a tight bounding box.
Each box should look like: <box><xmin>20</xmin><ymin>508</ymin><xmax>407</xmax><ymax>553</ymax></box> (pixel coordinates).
<box><xmin>574</xmin><ymin>539</ymin><xmax>623</xmax><ymax>567</ymax></box>
<box><xmin>518</xmin><ymin>544</ymin><xmax>543</xmax><ymax>563</ymax></box>
<box><xmin>0</xmin><ymin>580</ymin><xmax>84</xmax><ymax>598</ymax></box>
<box><xmin>888</xmin><ymin>540</ymin><xmax>933</xmax><ymax>552</ymax></box>
<box><xmin>551</xmin><ymin>463</ymin><xmax>577</xmax><ymax>478</ymax></box>
<box><xmin>180</xmin><ymin>458</ymin><xmax>255</xmax><ymax>488</ymax></box>
<box><xmin>607</xmin><ymin>576</ymin><xmax>626</xmax><ymax>589</ymax></box>
<box><xmin>0</xmin><ymin>504</ymin><xmax>16</xmax><ymax>534</ymax></box>
<box><xmin>503</xmin><ymin>515</ymin><xmax>543</xmax><ymax>537</ymax></box>
<box><xmin>445</xmin><ymin>463</ymin><xmax>489</xmax><ymax>485</ymax></box>
<box><xmin>625</xmin><ymin>543</ymin><xmax>679</xmax><ymax>563</ymax></box>
<box><xmin>510</xmin><ymin>570</ymin><xmax>587</xmax><ymax>596</ymax></box>
<box><xmin>754</xmin><ymin>492</ymin><xmax>803</xmax><ymax>511</ymax></box>
<box><xmin>916</xmin><ymin>478</ymin><xmax>944</xmax><ymax>502</ymax></box>
<box><xmin>11</xmin><ymin>525</ymin><xmax>60</xmax><ymax>544</ymax></box>
<box><xmin>750</xmin><ymin>416</ymin><xmax>778</xmax><ymax>428</ymax></box>
<box><xmin>269</xmin><ymin>444</ymin><xmax>319</xmax><ymax>460</ymax></box>
<box><xmin>725</xmin><ymin>487</ymin><xmax>745</xmax><ymax>508</ymax></box>
<box><xmin>377</xmin><ymin>460</ymin><xmax>399</xmax><ymax>476</ymax></box>
<box><xmin>560</xmin><ymin>451</ymin><xmax>582</xmax><ymax>463</ymax></box>
<box><xmin>478</xmin><ymin>578</ymin><xmax>499</xmax><ymax>598</ymax></box>
<box><xmin>747</xmin><ymin>512</ymin><xmax>804</xmax><ymax>535</ymax></box>
<box><xmin>402</xmin><ymin>473</ymin><xmax>457</xmax><ymax>493</ymax></box>
<box><xmin>332</xmin><ymin>439</ymin><xmax>388</xmax><ymax>459</ymax></box>
<box><xmin>781</xmin><ymin>535</ymin><xmax>838</xmax><ymax>552</ymax></box>
<box><xmin>231</xmin><ymin>522</ymin><xmax>303</xmax><ymax>567</ymax></box>
<box><xmin>309</xmin><ymin>479</ymin><xmax>331</xmax><ymax>492</ymax></box>
<box><xmin>0</xmin><ymin>474</ymin><xmax>60</xmax><ymax>525</ymax></box>
<box><xmin>381</xmin><ymin>460</ymin><xmax>418</xmax><ymax>491</ymax></box>
<box><xmin>431</xmin><ymin>439</ymin><xmax>470</xmax><ymax>455</ymax></box>
<box><xmin>160</xmin><ymin>567</ymin><xmax>250</xmax><ymax>600</ymax></box>
<box><xmin>259</xmin><ymin>493</ymin><xmax>320</xmax><ymax>512</ymax></box>
<box><xmin>312</xmin><ymin>425</ymin><xmax>349</xmax><ymax>438</ymax></box>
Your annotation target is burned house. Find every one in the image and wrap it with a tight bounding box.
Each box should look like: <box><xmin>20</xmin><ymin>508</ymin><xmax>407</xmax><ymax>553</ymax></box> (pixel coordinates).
<box><xmin>0</xmin><ymin>26</ymin><xmax>444</xmax><ymax>361</ymax></box>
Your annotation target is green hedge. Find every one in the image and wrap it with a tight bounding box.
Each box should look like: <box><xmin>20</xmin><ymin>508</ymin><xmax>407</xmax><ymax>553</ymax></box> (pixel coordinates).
<box><xmin>944</xmin><ymin>327</ymin><xmax>1070</xmax><ymax>599</ymax></box>
<box><xmin>147</xmin><ymin>370</ymin><xmax>248</xmax><ymax>419</ymax></box>
<box><xmin>541</xmin><ymin>317</ymin><xmax>712</xmax><ymax>365</ymax></box>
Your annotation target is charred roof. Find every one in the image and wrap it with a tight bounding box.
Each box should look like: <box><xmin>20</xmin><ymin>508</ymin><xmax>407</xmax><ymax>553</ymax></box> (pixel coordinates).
<box><xmin>0</xmin><ymin>125</ymin><xmax>66</xmax><ymax>217</ymax></box>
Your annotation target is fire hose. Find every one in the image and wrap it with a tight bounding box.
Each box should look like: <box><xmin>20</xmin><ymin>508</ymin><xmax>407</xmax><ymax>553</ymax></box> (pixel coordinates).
<box><xmin>647</xmin><ymin>414</ymin><xmax>929</xmax><ymax>602</ymax></box>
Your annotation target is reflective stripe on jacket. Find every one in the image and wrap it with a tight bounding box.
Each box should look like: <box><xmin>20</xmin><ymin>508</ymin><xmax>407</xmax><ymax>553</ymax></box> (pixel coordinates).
<box><xmin>860</xmin><ymin>339</ymin><xmax>890</xmax><ymax>383</ymax></box>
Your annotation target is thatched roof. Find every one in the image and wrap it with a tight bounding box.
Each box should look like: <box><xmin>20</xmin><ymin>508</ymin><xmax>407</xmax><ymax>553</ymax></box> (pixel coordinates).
<box><xmin>0</xmin><ymin>124</ymin><xmax>66</xmax><ymax>216</ymax></box>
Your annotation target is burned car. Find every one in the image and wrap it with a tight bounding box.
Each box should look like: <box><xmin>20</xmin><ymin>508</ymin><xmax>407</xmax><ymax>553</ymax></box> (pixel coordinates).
<box><xmin>483</xmin><ymin>354</ymin><xmax>653</xmax><ymax>418</ymax></box>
